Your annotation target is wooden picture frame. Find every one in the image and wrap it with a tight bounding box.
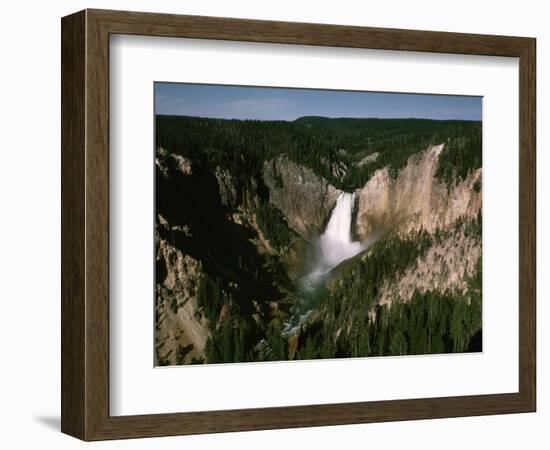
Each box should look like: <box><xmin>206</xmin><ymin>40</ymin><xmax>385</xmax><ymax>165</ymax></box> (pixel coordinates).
<box><xmin>61</xmin><ymin>9</ymin><xmax>536</xmax><ymax>441</ymax></box>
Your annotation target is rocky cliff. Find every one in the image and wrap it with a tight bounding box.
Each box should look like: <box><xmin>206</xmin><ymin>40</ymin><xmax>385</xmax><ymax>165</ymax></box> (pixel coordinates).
<box><xmin>263</xmin><ymin>155</ymin><xmax>342</xmax><ymax>238</ymax></box>
<box><xmin>154</xmin><ymin>152</ymin><xmax>211</xmax><ymax>364</ymax></box>
<box><xmin>354</xmin><ymin>144</ymin><xmax>482</xmax><ymax>240</ymax></box>
<box><xmin>155</xmin><ymin>221</ymin><xmax>209</xmax><ymax>365</ymax></box>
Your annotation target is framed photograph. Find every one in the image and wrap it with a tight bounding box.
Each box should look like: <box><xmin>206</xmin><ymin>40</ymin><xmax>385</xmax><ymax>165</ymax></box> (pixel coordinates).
<box><xmin>61</xmin><ymin>9</ymin><xmax>536</xmax><ymax>440</ymax></box>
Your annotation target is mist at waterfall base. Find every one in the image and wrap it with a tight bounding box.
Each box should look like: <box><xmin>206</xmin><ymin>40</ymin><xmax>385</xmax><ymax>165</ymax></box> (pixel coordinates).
<box><xmin>283</xmin><ymin>192</ymin><xmax>378</xmax><ymax>334</ymax></box>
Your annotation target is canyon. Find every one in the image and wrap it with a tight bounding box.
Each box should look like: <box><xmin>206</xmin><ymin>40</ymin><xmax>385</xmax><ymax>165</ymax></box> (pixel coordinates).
<box><xmin>154</xmin><ymin>116</ymin><xmax>482</xmax><ymax>365</ymax></box>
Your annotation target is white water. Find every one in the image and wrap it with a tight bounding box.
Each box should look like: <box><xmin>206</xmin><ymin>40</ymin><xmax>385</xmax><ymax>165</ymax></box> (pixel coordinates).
<box><xmin>283</xmin><ymin>192</ymin><xmax>367</xmax><ymax>334</ymax></box>
<box><xmin>317</xmin><ymin>192</ymin><xmax>363</xmax><ymax>272</ymax></box>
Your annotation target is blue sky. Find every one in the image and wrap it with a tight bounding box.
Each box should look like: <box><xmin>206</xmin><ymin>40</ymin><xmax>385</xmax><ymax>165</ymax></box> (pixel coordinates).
<box><xmin>155</xmin><ymin>82</ymin><xmax>482</xmax><ymax>121</ymax></box>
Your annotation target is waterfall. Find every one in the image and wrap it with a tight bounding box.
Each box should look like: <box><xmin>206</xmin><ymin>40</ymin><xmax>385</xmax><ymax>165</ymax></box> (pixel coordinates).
<box><xmin>283</xmin><ymin>192</ymin><xmax>366</xmax><ymax>334</ymax></box>
<box><xmin>317</xmin><ymin>192</ymin><xmax>363</xmax><ymax>270</ymax></box>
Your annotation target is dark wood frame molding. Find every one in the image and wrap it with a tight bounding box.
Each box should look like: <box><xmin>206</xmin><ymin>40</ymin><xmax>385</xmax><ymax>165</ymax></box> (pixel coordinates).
<box><xmin>61</xmin><ymin>9</ymin><xmax>536</xmax><ymax>441</ymax></box>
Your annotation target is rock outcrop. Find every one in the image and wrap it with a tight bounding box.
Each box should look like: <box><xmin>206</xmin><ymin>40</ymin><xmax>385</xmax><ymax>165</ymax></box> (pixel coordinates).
<box><xmin>155</xmin><ymin>226</ymin><xmax>210</xmax><ymax>365</ymax></box>
<box><xmin>263</xmin><ymin>156</ymin><xmax>342</xmax><ymax>238</ymax></box>
<box><xmin>156</xmin><ymin>147</ymin><xmax>192</xmax><ymax>177</ymax></box>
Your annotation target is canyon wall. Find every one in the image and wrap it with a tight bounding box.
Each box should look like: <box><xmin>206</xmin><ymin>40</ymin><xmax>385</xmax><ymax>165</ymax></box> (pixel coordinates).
<box><xmin>354</xmin><ymin>144</ymin><xmax>482</xmax><ymax>239</ymax></box>
<box><xmin>263</xmin><ymin>155</ymin><xmax>342</xmax><ymax>238</ymax></box>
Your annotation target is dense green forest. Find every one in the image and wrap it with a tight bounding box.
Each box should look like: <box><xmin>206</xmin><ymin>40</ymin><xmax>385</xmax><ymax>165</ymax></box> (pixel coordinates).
<box><xmin>156</xmin><ymin>115</ymin><xmax>482</xmax><ymax>190</ymax></box>
<box><xmin>294</xmin><ymin>286</ymin><xmax>482</xmax><ymax>360</ymax></box>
